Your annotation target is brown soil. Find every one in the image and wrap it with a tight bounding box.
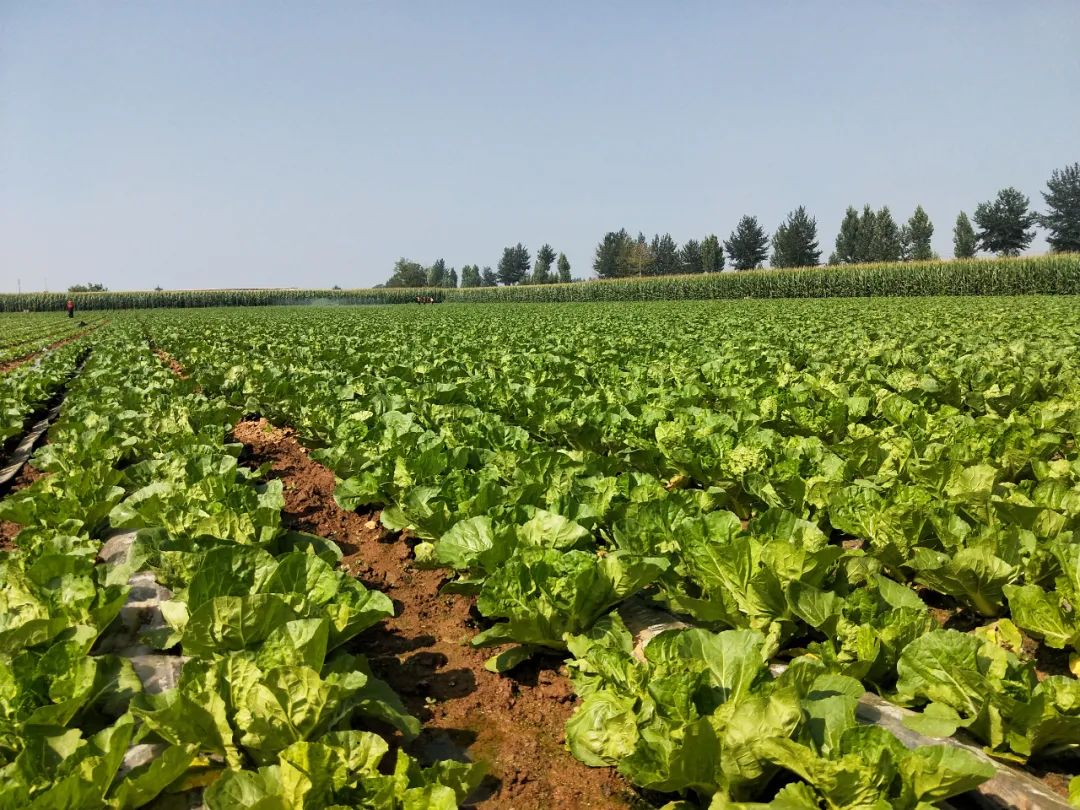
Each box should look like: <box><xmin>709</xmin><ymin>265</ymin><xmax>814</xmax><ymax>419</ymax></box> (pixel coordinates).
<box><xmin>0</xmin><ymin>462</ymin><xmax>44</xmax><ymax>549</ymax></box>
<box><xmin>0</xmin><ymin>522</ymin><xmax>17</xmax><ymax>550</ymax></box>
<box><xmin>230</xmin><ymin>417</ymin><xmax>636</xmax><ymax>810</ymax></box>
<box><xmin>0</xmin><ymin>323</ymin><xmax>105</xmax><ymax>375</ymax></box>
<box><xmin>153</xmin><ymin>348</ymin><xmax>189</xmax><ymax>379</ymax></box>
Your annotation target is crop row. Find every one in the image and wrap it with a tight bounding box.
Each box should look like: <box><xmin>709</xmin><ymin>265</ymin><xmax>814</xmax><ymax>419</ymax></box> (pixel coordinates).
<box><xmin>0</xmin><ymin>315</ymin><xmax>103</xmax><ymax>364</ymax></box>
<box><xmin>1</xmin><ymin>254</ymin><xmax>1079</xmax><ymax>312</ymax></box>
<box><xmin>142</xmin><ymin>297</ymin><xmax>1080</xmax><ymax>806</ymax></box>
<box><xmin>0</xmin><ymin>329</ymin><xmax>481</xmax><ymax>807</ymax></box>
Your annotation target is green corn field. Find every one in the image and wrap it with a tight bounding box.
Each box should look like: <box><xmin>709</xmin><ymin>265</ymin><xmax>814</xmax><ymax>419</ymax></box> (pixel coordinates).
<box><xmin>2</xmin><ymin>253</ymin><xmax>1078</xmax><ymax>311</ymax></box>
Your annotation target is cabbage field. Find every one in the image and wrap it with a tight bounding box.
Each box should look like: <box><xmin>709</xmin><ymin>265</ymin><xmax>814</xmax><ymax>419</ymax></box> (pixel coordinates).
<box><xmin>1</xmin><ymin>297</ymin><xmax>1079</xmax><ymax>809</ymax></box>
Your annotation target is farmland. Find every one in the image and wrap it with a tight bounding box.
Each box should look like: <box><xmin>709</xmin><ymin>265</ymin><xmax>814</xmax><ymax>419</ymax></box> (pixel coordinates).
<box><xmin>1</xmin><ymin>296</ymin><xmax>1079</xmax><ymax>808</ymax></box>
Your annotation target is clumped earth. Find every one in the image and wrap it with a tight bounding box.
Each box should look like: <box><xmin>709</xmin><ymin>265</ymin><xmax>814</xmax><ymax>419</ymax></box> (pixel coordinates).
<box><xmin>231</xmin><ymin>417</ymin><xmax>634</xmax><ymax>810</ymax></box>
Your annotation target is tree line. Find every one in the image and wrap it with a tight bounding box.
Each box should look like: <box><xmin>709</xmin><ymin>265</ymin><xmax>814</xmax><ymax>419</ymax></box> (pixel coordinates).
<box><xmin>382</xmin><ymin>244</ymin><xmax>574</xmax><ymax>289</ymax></box>
<box><xmin>384</xmin><ymin>162</ymin><xmax>1079</xmax><ymax>286</ymax></box>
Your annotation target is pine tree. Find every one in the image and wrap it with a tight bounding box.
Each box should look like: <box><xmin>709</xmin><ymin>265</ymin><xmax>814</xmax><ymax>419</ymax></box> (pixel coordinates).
<box><xmin>650</xmin><ymin>233</ymin><xmax>680</xmax><ymax>275</ymax></box>
<box><xmin>680</xmin><ymin>239</ymin><xmax>703</xmax><ymax>274</ymax></box>
<box><xmin>532</xmin><ymin>244</ymin><xmax>556</xmax><ymax>284</ymax></box>
<box><xmin>832</xmin><ymin>207</ymin><xmax>861</xmax><ymax>264</ymax></box>
<box><xmin>973</xmin><ymin>187</ymin><xmax>1036</xmax><ymax>256</ymax></box>
<box><xmin>953</xmin><ymin>213</ymin><xmax>977</xmax><ymax>258</ymax></box>
<box><xmin>497</xmin><ymin>243</ymin><xmax>530</xmax><ymax>285</ymax></box>
<box><xmin>854</xmin><ymin>205</ymin><xmax>877</xmax><ymax>263</ymax></box>
<box><xmin>725</xmin><ymin>215</ymin><xmax>769</xmax><ymax>270</ymax></box>
<box><xmin>701</xmin><ymin>234</ymin><xmax>724</xmax><ymax>272</ymax></box>
<box><xmin>427</xmin><ymin>258</ymin><xmax>447</xmax><ymax>287</ymax></box>
<box><xmin>1040</xmin><ymin>162</ymin><xmax>1080</xmax><ymax>253</ymax></box>
<box><xmin>869</xmin><ymin>207</ymin><xmax>902</xmax><ymax>262</ymax></box>
<box><xmin>905</xmin><ymin>205</ymin><xmax>935</xmax><ymax>261</ymax></box>
<box><xmin>593</xmin><ymin>230</ymin><xmax>630</xmax><ymax>278</ymax></box>
<box><xmin>446</xmin><ymin>267</ymin><xmax>458</xmax><ymax>288</ymax></box>
<box><xmin>460</xmin><ymin>265</ymin><xmax>481</xmax><ymax>288</ymax></box>
<box><xmin>770</xmin><ymin>206</ymin><xmax>821</xmax><ymax>268</ymax></box>
<box><xmin>480</xmin><ymin>266</ymin><xmax>498</xmax><ymax>286</ymax></box>
<box><xmin>556</xmin><ymin>253</ymin><xmax>571</xmax><ymax>282</ymax></box>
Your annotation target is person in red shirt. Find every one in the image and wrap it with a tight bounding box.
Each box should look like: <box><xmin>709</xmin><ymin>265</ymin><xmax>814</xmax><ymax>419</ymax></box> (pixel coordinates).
<box><xmin>66</xmin><ymin>298</ymin><xmax>75</xmax><ymax>318</ymax></box>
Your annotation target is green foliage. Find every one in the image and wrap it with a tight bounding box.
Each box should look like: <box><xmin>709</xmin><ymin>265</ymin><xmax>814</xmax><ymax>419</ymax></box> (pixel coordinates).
<box><xmin>67</xmin><ymin>282</ymin><xmax>108</xmax><ymax>292</ymax></box>
<box><xmin>594</xmin><ymin>229</ymin><xmax>631</xmax><ymax>278</ymax></box>
<box><xmin>770</xmin><ymin>206</ymin><xmax>821</xmax><ymax>268</ymax></box>
<box><xmin>385</xmin><ymin>258</ymin><xmax>428</xmax><ymax>288</ymax></box>
<box><xmin>564</xmin><ymin>619</ymin><xmax>994</xmax><ymax>805</ymax></box>
<box><xmin>974</xmin><ymin>187</ymin><xmax>1037</xmax><ymax>257</ymax></box>
<box><xmin>532</xmin><ymin>244</ymin><xmax>557</xmax><ymax>284</ymax></box>
<box><xmin>557</xmin><ymin>252</ymin><xmax>571</xmax><ymax>283</ymax></box>
<box><xmin>831</xmin><ymin>206</ymin><xmax>862</xmax><ymax>264</ymax></box>
<box><xmin>725</xmin><ymin>215</ymin><xmax>769</xmax><ymax>271</ymax></box>
<box><xmin>650</xmin><ymin>233</ymin><xmax>680</xmax><ymax>276</ymax></box>
<box><xmin>870</xmin><ymin>206</ymin><xmax>902</xmax><ymax>262</ymax></box>
<box><xmin>701</xmin><ymin>234</ymin><xmax>724</xmax><ymax>273</ymax></box>
<box><xmin>2</xmin><ymin>255</ymin><xmax>1080</xmax><ymax>311</ymax></box>
<box><xmin>497</xmin><ymin>243</ymin><xmax>530</xmax><ymax>286</ymax></box>
<box><xmin>426</xmin><ymin>258</ymin><xmax>448</xmax><ymax>287</ymax></box>
<box><xmin>680</xmin><ymin>239</ymin><xmax>703</xmax><ymax>274</ymax></box>
<box><xmin>954</xmin><ymin>211</ymin><xmax>978</xmax><ymax>259</ymax></box>
<box><xmin>905</xmin><ymin>205</ymin><xmax>935</xmax><ymax>261</ymax></box>
<box><xmin>1040</xmin><ymin>161</ymin><xmax>1080</xmax><ymax>253</ymax></box>
<box><xmin>460</xmin><ymin>264</ymin><xmax>481</xmax><ymax>288</ymax></box>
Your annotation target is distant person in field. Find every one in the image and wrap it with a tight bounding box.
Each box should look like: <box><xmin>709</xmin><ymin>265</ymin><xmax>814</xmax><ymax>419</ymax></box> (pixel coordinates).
<box><xmin>66</xmin><ymin>298</ymin><xmax>75</xmax><ymax>318</ymax></box>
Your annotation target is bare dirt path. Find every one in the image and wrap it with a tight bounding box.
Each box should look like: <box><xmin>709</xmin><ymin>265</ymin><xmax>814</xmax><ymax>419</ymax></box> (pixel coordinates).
<box><xmin>231</xmin><ymin>417</ymin><xmax>636</xmax><ymax>810</ymax></box>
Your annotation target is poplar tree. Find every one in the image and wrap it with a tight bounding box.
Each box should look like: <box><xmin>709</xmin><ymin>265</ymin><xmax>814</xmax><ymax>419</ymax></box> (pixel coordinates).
<box><xmin>701</xmin><ymin>235</ymin><xmax>724</xmax><ymax>272</ymax></box>
<box><xmin>1040</xmin><ymin>162</ymin><xmax>1080</xmax><ymax>253</ymax></box>
<box><xmin>906</xmin><ymin>205</ymin><xmax>935</xmax><ymax>261</ymax></box>
<box><xmin>953</xmin><ymin>212</ymin><xmax>978</xmax><ymax>259</ymax></box>
<box><xmin>973</xmin><ymin>187</ymin><xmax>1036</xmax><ymax>256</ymax></box>
<box><xmin>532</xmin><ymin>244</ymin><xmax>556</xmax><ymax>284</ymax></box>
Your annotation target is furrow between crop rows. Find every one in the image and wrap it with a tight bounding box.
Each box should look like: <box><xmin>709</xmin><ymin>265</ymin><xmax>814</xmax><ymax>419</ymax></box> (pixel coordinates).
<box><xmin>229</xmin><ymin>416</ymin><xmax>635</xmax><ymax>809</ymax></box>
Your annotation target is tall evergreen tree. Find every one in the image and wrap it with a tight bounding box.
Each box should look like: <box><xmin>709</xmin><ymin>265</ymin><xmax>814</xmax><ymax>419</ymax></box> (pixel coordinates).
<box><xmin>426</xmin><ymin>258</ymin><xmax>447</xmax><ymax>287</ymax></box>
<box><xmin>1040</xmin><ymin>162</ymin><xmax>1080</xmax><ymax>253</ymax></box>
<box><xmin>906</xmin><ymin>205</ymin><xmax>935</xmax><ymax>261</ymax></box>
<box><xmin>869</xmin><ymin>207</ymin><xmax>902</xmax><ymax>262</ymax></box>
<box><xmin>532</xmin><ymin>244</ymin><xmax>557</xmax><ymax>284</ymax></box>
<box><xmin>973</xmin><ymin>187</ymin><xmax>1036</xmax><ymax>256</ymax></box>
<box><xmin>497</xmin><ymin>243</ymin><xmax>530</xmax><ymax>285</ymax></box>
<box><xmin>701</xmin><ymin>234</ymin><xmax>724</xmax><ymax>272</ymax></box>
<box><xmin>680</xmin><ymin>239</ymin><xmax>703</xmax><ymax>274</ymax></box>
<box><xmin>953</xmin><ymin>212</ymin><xmax>978</xmax><ymax>259</ymax></box>
<box><xmin>593</xmin><ymin>229</ymin><xmax>630</xmax><ymax>278</ymax></box>
<box><xmin>557</xmin><ymin>253</ymin><xmax>571</xmax><ymax>282</ymax></box>
<box><xmin>480</xmin><ymin>266</ymin><xmax>498</xmax><ymax>287</ymax></box>
<box><xmin>446</xmin><ymin>267</ymin><xmax>458</xmax><ymax>288</ymax></box>
<box><xmin>460</xmin><ymin>265</ymin><xmax>481</xmax><ymax>288</ymax></box>
<box><xmin>650</xmin><ymin>233</ymin><xmax>680</xmax><ymax>275</ymax></box>
<box><xmin>770</xmin><ymin>206</ymin><xmax>821</xmax><ymax>268</ymax></box>
<box><xmin>725</xmin><ymin>215</ymin><xmax>769</xmax><ymax>270</ymax></box>
<box><xmin>832</xmin><ymin>206</ymin><xmax>862</xmax><ymax>264</ymax></box>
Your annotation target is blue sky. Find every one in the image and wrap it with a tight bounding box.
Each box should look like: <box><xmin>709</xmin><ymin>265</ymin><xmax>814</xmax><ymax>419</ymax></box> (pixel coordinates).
<box><xmin>2</xmin><ymin>2</ymin><xmax>1077</xmax><ymax>292</ymax></box>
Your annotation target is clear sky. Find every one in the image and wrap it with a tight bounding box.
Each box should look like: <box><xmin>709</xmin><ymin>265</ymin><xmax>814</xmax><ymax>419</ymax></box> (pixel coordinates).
<box><xmin>2</xmin><ymin>2</ymin><xmax>1078</xmax><ymax>293</ymax></box>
